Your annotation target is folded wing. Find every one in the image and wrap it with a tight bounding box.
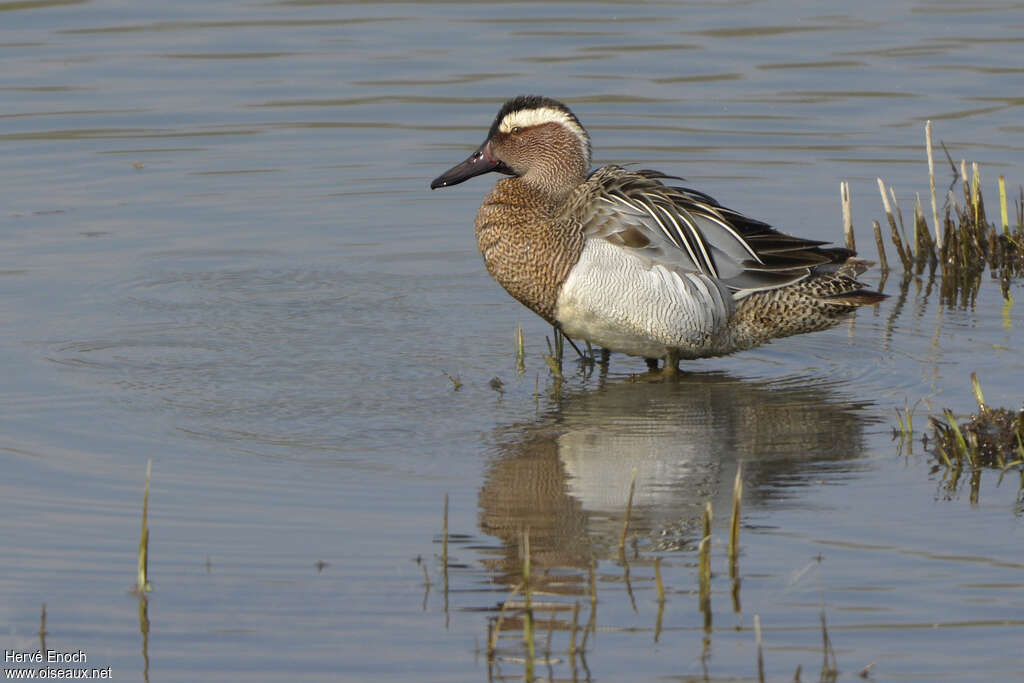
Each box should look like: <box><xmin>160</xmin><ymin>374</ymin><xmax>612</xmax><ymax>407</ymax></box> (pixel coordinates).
<box><xmin>580</xmin><ymin>167</ymin><xmax>851</xmax><ymax>298</ymax></box>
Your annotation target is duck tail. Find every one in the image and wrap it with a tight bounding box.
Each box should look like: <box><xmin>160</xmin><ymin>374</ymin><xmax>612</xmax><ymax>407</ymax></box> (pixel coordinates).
<box><xmin>821</xmin><ymin>288</ymin><xmax>888</xmax><ymax>306</ymax></box>
<box><xmin>728</xmin><ymin>273</ymin><xmax>885</xmax><ymax>349</ymax></box>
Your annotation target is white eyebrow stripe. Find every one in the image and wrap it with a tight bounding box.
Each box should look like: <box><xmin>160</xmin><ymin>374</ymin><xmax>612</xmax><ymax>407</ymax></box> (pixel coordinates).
<box><xmin>499</xmin><ymin>107</ymin><xmax>590</xmax><ymax>158</ymax></box>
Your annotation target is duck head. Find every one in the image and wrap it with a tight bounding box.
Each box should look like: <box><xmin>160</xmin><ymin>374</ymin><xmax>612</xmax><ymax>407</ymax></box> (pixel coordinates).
<box><xmin>430</xmin><ymin>95</ymin><xmax>592</xmax><ymax>195</ymax></box>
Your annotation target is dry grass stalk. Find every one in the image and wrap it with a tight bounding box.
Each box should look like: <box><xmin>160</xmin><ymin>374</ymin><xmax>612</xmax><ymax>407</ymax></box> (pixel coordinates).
<box><xmin>894</xmin><ymin>397</ymin><xmax>919</xmax><ymax>447</ymax></box>
<box><xmin>961</xmin><ymin>159</ymin><xmax>970</xmax><ymax>206</ymax></box>
<box><xmin>698</xmin><ymin>501</ymin><xmax>712</xmax><ymax>622</ymax></box>
<box><xmin>39</xmin><ymin>604</ymin><xmax>47</xmax><ymax>653</ymax></box>
<box><xmin>515</xmin><ymin>322</ymin><xmax>525</xmax><ymax>374</ymax></box>
<box><xmin>998</xmin><ymin>175</ymin><xmax>1009</xmax><ymax>234</ymax></box>
<box><xmin>878</xmin><ymin>178</ymin><xmax>911</xmax><ymax>269</ymax></box>
<box><xmin>971</xmin><ymin>162</ymin><xmax>983</xmax><ymax>227</ymax></box>
<box><xmin>728</xmin><ymin>465</ymin><xmax>743</xmax><ymax>580</ymax></box>
<box><xmin>926</xmin><ymin>120</ymin><xmax>942</xmax><ymax>249</ymax></box>
<box><xmin>872</xmin><ymin>220</ymin><xmax>889</xmax><ymax>272</ymax></box>
<box><xmin>912</xmin><ymin>193</ymin><xmax>935</xmax><ymax>272</ymax></box>
<box><xmin>653</xmin><ymin>556</ymin><xmax>666</xmax><ymax>642</ymax></box>
<box><xmin>970</xmin><ymin>371</ymin><xmax>986</xmax><ymax>411</ymax></box>
<box><xmin>618</xmin><ymin>467</ymin><xmax>638</xmax><ymax>556</ymax></box>
<box><xmin>841</xmin><ymin>181</ymin><xmax>854</xmax><ymax>251</ymax></box>
<box><xmin>488</xmin><ymin>581</ymin><xmax>524</xmax><ymax>656</ymax></box>
<box><xmin>913</xmin><ymin>194</ymin><xmax>923</xmax><ymax>259</ymax></box>
<box><xmin>655</xmin><ymin>597</ymin><xmax>665</xmax><ymax>643</ymax></box>
<box><xmin>755</xmin><ymin>614</ymin><xmax>765</xmax><ymax>683</ymax></box>
<box><xmin>890</xmin><ymin>186</ymin><xmax>905</xmax><ymax>242</ymax></box>
<box><xmin>820</xmin><ymin>611</ymin><xmax>838</xmax><ymax>680</ymax></box>
<box><xmin>729</xmin><ymin>466</ymin><xmax>743</xmax><ymax>614</ymax></box>
<box><xmin>654</xmin><ymin>557</ymin><xmax>665</xmax><ymax>604</ymax></box>
<box><xmin>135</xmin><ymin>459</ymin><xmax>152</xmax><ymax>594</ymax></box>
<box><xmin>543</xmin><ymin>328</ymin><xmax>564</xmax><ymax>379</ymax></box>
<box><xmin>568</xmin><ymin>602</ymin><xmax>580</xmax><ymax>655</ymax></box>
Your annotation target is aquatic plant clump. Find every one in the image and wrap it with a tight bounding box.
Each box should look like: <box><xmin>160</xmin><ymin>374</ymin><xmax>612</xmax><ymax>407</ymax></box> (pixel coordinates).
<box><xmin>930</xmin><ymin>404</ymin><xmax>1024</xmax><ymax>471</ymax></box>
<box><xmin>898</xmin><ymin>374</ymin><xmax>1023</xmax><ymax>503</ymax></box>
<box><xmin>870</xmin><ymin>122</ymin><xmax>1024</xmax><ymax>306</ymax></box>
<box><xmin>934</xmin><ymin>171</ymin><xmax>1024</xmax><ymax>305</ymax></box>
<box><xmin>923</xmin><ymin>374</ymin><xmax>1024</xmax><ymax>507</ymax></box>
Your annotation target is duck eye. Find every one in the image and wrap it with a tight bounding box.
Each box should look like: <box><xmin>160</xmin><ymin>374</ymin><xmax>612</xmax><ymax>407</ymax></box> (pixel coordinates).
<box><xmin>511</xmin><ymin>126</ymin><xmax>521</xmax><ymax>135</ymax></box>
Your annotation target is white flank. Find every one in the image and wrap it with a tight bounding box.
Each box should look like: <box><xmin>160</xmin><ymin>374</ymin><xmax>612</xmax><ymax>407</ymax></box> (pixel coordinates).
<box><xmin>553</xmin><ymin>239</ymin><xmax>733</xmax><ymax>359</ymax></box>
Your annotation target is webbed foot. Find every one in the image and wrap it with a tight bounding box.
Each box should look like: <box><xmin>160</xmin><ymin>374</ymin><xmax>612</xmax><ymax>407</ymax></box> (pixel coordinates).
<box><xmin>643</xmin><ymin>351</ymin><xmax>681</xmax><ymax>381</ymax></box>
<box><xmin>660</xmin><ymin>350</ymin><xmax>681</xmax><ymax>380</ymax></box>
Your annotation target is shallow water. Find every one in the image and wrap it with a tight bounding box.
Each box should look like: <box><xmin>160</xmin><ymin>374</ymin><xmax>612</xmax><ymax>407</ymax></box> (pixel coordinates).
<box><xmin>2</xmin><ymin>0</ymin><xmax>1023</xmax><ymax>681</ymax></box>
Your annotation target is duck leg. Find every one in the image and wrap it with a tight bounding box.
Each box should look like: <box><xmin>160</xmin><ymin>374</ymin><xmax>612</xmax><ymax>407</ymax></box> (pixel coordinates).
<box><xmin>562</xmin><ymin>331</ymin><xmax>586</xmax><ymax>360</ymax></box>
<box><xmin>661</xmin><ymin>349</ymin><xmax>680</xmax><ymax>378</ymax></box>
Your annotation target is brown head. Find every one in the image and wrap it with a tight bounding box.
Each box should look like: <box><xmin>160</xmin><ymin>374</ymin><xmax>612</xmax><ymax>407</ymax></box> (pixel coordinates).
<box><xmin>430</xmin><ymin>96</ymin><xmax>592</xmax><ymax>199</ymax></box>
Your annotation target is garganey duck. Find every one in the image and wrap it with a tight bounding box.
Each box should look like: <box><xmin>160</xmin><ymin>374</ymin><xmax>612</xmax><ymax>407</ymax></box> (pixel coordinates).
<box><xmin>431</xmin><ymin>95</ymin><xmax>884</xmax><ymax>374</ymax></box>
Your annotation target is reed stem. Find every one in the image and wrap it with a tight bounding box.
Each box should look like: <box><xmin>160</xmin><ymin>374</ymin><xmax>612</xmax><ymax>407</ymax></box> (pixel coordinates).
<box><xmin>998</xmin><ymin>175</ymin><xmax>1009</xmax><ymax>235</ymax></box>
<box><xmin>488</xmin><ymin>581</ymin><xmax>524</xmax><ymax>656</ymax></box>
<box><xmin>926</xmin><ymin>120</ymin><xmax>942</xmax><ymax>250</ymax></box>
<box><xmin>841</xmin><ymin>181</ymin><xmax>854</xmax><ymax>251</ymax></box>
<box><xmin>755</xmin><ymin>614</ymin><xmax>765</xmax><ymax>683</ymax></box>
<box><xmin>515</xmin><ymin>322</ymin><xmax>525</xmax><ymax>374</ymax></box>
<box><xmin>970</xmin><ymin>372</ymin><xmax>986</xmax><ymax>412</ymax></box>
<box><xmin>878</xmin><ymin>178</ymin><xmax>911</xmax><ymax>269</ymax></box>
<box><xmin>136</xmin><ymin>459</ymin><xmax>152</xmax><ymax>594</ymax></box>
<box><xmin>872</xmin><ymin>220</ymin><xmax>889</xmax><ymax>272</ymax></box>
<box><xmin>728</xmin><ymin>465</ymin><xmax>742</xmax><ymax>580</ymax></box>
<box><xmin>698</xmin><ymin>501</ymin><xmax>712</xmax><ymax>621</ymax></box>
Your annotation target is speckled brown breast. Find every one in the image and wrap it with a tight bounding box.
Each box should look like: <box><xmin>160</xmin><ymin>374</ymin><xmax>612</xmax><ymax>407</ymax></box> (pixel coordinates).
<box><xmin>474</xmin><ymin>178</ymin><xmax>585</xmax><ymax>323</ymax></box>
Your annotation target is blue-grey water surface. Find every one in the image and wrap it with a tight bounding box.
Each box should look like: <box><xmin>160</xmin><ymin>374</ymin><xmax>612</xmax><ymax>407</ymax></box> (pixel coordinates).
<box><xmin>2</xmin><ymin>0</ymin><xmax>1023</xmax><ymax>681</ymax></box>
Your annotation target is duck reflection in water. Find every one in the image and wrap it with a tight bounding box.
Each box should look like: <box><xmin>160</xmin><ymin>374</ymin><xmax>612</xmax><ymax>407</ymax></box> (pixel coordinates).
<box><xmin>477</xmin><ymin>372</ymin><xmax>873</xmax><ymax>590</ymax></box>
